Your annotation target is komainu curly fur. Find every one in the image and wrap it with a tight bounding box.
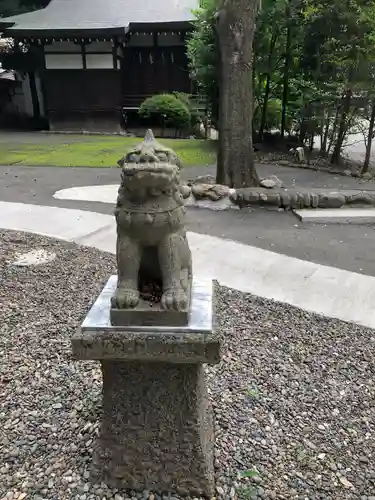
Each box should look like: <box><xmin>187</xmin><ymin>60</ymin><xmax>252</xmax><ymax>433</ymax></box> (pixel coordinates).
<box><xmin>111</xmin><ymin>130</ymin><xmax>192</xmax><ymax>311</ymax></box>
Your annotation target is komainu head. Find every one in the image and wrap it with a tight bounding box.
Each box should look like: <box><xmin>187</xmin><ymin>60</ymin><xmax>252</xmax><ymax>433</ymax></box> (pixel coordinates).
<box><xmin>117</xmin><ymin>130</ymin><xmax>187</xmax><ymax>200</ymax></box>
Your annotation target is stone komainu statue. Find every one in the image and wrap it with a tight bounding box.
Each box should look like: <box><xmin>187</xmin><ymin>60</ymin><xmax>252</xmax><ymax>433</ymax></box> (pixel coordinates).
<box><xmin>111</xmin><ymin>130</ymin><xmax>192</xmax><ymax>312</ymax></box>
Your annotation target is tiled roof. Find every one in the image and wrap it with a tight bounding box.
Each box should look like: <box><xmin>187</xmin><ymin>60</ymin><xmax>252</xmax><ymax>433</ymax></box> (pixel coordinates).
<box><xmin>0</xmin><ymin>0</ymin><xmax>197</xmax><ymax>33</ymax></box>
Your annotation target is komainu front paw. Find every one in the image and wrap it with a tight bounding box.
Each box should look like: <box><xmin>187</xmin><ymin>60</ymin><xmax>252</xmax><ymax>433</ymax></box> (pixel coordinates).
<box><xmin>111</xmin><ymin>287</ymin><xmax>140</xmax><ymax>309</ymax></box>
<box><xmin>161</xmin><ymin>288</ymin><xmax>188</xmax><ymax>311</ymax></box>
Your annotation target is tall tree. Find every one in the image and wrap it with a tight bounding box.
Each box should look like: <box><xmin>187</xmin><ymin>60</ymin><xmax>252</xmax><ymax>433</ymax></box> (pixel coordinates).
<box><xmin>216</xmin><ymin>0</ymin><xmax>259</xmax><ymax>187</ymax></box>
<box><xmin>280</xmin><ymin>0</ymin><xmax>292</xmax><ymax>138</ymax></box>
<box><xmin>189</xmin><ymin>0</ymin><xmax>375</xmax><ymax>172</ymax></box>
<box><xmin>253</xmin><ymin>0</ymin><xmax>285</xmax><ymax>140</ymax></box>
<box><xmin>302</xmin><ymin>0</ymin><xmax>375</xmax><ymax>164</ymax></box>
<box><xmin>187</xmin><ymin>0</ymin><xmax>219</xmax><ymax>127</ymax></box>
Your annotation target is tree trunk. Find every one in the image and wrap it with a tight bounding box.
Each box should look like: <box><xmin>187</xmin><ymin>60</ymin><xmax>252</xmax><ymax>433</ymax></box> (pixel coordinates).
<box><xmin>298</xmin><ymin>116</ymin><xmax>308</xmax><ymax>145</ymax></box>
<box><xmin>362</xmin><ymin>98</ymin><xmax>375</xmax><ymax>175</ymax></box>
<box><xmin>216</xmin><ymin>0</ymin><xmax>259</xmax><ymax>188</ymax></box>
<box><xmin>211</xmin><ymin>86</ymin><xmax>219</xmax><ymax>130</ymax></box>
<box><xmin>258</xmin><ymin>33</ymin><xmax>277</xmax><ymax>141</ymax></box>
<box><xmin>327</xmin><ymin>105</ymin><xmax>340</xmax><ymax>155</ymax></box>
<box><xmin>281</xmin><ymin>2</ymin><xmax>292</xmax><ymax>139</ymax></box>
<box><xmin>259</xmin><ymin>74</ymin><xmax>271</xmax><ymax>141</ymax></box>
<box><xmin>331</xmin><ymin>89</ymin><xmax>352</xmax><ymax>165</ymax></box>
<box><xmin>320</xmin><ymin>116</ymin><xmax>330</xmax><ymax>155</ymax></box>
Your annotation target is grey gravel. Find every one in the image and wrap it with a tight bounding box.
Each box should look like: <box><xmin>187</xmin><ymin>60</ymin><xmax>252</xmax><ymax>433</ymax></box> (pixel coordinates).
<box><xmin>1</xmin><ymin>230</ymin><xmax>374</xmax><ymax>500</ymax></box>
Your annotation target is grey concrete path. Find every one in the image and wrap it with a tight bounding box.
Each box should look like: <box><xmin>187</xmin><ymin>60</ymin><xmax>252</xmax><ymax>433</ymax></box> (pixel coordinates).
<box><xmin>1</xmin><ymin>164</ymin><xmax>375</xmax><ymax>277</ymax></box>
<box><xmin>3</xmin><ymin>200</ymin><xmax>375</xmax><ymax>329</ymax></box>
<box><xmin>1</xmin><ymin>161</ymin><xmax>374</xmax><ymax>197</ymax></box>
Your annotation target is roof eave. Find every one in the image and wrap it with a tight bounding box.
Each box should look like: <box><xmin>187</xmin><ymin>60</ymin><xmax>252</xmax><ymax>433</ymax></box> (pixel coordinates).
<box><xmin>0</xmin><ymin>18</ymin><xmax>195</xmax><ymax>39</ymax></box>
<box><xmin>128</xmin><ymin>20</ymin><xmax>195</xmax><ymax>32</ymax></box>
<box><xmin>0</xmin><ymin>21</ymin><xmax>16</xmax><ymax>30</ymax></box>
<box><xmin>0</xmin><ymin>26</ymin><xmax>127</xmax><ymax>38</ymax></box>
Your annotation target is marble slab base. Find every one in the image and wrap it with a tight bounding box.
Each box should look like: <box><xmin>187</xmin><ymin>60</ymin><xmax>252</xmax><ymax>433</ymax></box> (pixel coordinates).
<box><xmin>72</xmin><ymin>276</ymin><xmax>219</xmax><ymax>364</ymax></box>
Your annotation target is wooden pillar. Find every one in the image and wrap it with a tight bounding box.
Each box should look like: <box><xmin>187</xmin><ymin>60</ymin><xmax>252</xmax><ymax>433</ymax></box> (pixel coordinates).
<box><xmin>28</xmin><ymin>71</ymin><xmax>41</xmax><ymax>119</ymax></box>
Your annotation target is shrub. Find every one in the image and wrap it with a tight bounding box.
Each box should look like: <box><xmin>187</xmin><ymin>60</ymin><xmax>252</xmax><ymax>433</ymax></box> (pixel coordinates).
<box><xmin>139</xmin><ymin>94</ymin><xmax>191</xmax><ymax>132</ymax></box>
<box><xmin>172</xmin><ymin>91</ymin><xmax>191</xmax><ymax>110</ymax></box>
<box><xmin>172</xmin><ymin>92</ymin><xmax>204</xmax><ymax>130</ymax></box>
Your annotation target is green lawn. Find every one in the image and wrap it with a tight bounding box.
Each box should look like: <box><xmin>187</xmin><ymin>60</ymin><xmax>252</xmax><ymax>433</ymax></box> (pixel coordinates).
<box><xmin>0</xmin><ymin>136</ymin><xmax>217</xmax><ymax>167</ymax></box>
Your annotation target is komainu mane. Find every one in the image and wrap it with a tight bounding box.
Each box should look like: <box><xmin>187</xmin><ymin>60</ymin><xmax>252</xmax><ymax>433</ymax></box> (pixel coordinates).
<box><xmin>111</xmin><ymin>130</ymin><xmax>192</xmax><ymax>312</ymax></box>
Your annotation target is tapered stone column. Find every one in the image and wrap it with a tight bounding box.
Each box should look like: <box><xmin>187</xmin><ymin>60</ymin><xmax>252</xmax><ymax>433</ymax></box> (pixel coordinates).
<box><xmin>72</xmin><ymin>276</ymin><xmax>220</xmax><ymax>497</ymax></box>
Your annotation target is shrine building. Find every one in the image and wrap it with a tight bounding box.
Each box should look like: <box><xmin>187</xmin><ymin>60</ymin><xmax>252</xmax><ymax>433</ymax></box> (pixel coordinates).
<box><xmin>0</xmin><ymin>0</ymin><xmax>197</xmax><ymax>132</ymax></box>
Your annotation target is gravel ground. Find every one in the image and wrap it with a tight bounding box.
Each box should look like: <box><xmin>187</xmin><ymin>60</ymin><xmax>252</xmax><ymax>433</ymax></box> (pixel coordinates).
<box><xmin>1</xmin><ymin>230</ymin><xmax>375</xmax><ymax>500</ymax></box>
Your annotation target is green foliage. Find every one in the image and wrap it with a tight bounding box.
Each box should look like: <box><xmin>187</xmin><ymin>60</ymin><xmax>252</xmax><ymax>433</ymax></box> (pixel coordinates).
<box><xmin>246</xmin><ymin>386</ymin><xmax>261</xmax><ymax>399</ymax></box>
<box><xmin>172</xmin><ymin>91</ymin><xmax>204</xmax><ymax>130</ymax></box>
<box><xmin>172</xmin><ymin>91</ymin><xmax>191</xmax><ymax>109</ymax></box>
<box><xmin>186</xmin><ymin>0</ymin><xmax>218</xmax><ymax>125</ymax></box>
<box><xmin>254</xmin><ymin>99</ymin><xmax>292</xmax><ymax>132</ymax></box>
<box><xmin>139</xmin><ymin>94</ymin><xmax>191</xmax><ymax>131</ymax></box>
<box><xmin>188</xmin><ymin>0</ymin><xmax>375</xmax><ymax>165</ymax></box>
<box><xmin>238</xmin><ymin>470</ymin><xmax>261</xmax><ymax>499</ymax></box>
<box><xmin>239</xmin><ymin>469</ymin><xmax>260</xmax><ymax>479</ymax></box>
<box><xmin>238</xmin><ymin>486</ymin><xmax>258</xmax><ymax>500</ymax></box>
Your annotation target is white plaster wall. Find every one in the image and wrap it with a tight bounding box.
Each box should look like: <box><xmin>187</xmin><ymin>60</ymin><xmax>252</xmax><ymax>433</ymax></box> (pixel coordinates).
<box><xmin>86</xmin><ymin>53</ymin><xmax>114</xmax><ymax>69</ymax></box>
<box><xmin>45</xmin><ymin>53</ymin><xmax>83</xmax><ymax>69</ymax></box>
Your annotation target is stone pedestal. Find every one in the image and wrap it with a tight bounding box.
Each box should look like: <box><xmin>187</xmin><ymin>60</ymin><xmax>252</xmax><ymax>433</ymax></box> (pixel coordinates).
<box><xmin>72</xmin><ymin>276</ymin><xmax>220</xmax><ymax>497</ymax></box>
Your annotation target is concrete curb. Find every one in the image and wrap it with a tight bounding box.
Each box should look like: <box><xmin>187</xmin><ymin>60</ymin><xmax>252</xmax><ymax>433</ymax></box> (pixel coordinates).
<box><xmin>293</xmin><ymin>208</ymin><xmax>375</xmax><ymax>224</ymax></box>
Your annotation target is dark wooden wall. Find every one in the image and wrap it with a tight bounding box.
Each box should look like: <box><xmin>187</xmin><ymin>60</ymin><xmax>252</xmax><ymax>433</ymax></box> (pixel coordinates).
<box><xmin>121</xmin><ymin>46</ymin><xmax>191</xmax><ymax>107</ymax></box>
<box><xmin>43</xmin><ymin>69</ymin><xmax>121</xmax><ymax>111</ymax></box>
<box><xmin>43</xmin><ymin>70</ymin><xmax>122</xmax><ymax>132</ymax></box>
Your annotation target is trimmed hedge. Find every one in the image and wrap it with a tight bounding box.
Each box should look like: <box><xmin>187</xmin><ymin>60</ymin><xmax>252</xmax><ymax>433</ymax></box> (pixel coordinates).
<box><xmin>139</xmin><ymin>94</ymin><xmax>191</xmax><ymax>131</ymax></box>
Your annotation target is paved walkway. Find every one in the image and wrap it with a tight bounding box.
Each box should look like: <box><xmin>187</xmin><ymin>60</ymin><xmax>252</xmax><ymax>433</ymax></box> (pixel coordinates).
<box><xmin>2</xmin><ymin>164</ymin><xmax>375</xmax><ymax>276</ymax></box>
<box><xmin>2</xmin><ymin>200</ymin><xmax>375</xmax><ymax>329</ymax></box>
<box><xmin>1</xmin><ymin>161</ymin><xmax>374</xmax><ymax>194</ymax></box>
<box><xmin>2</xmin><ymin>157</ymin><xmax>375</xmax><ymax>328</ymax></box>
